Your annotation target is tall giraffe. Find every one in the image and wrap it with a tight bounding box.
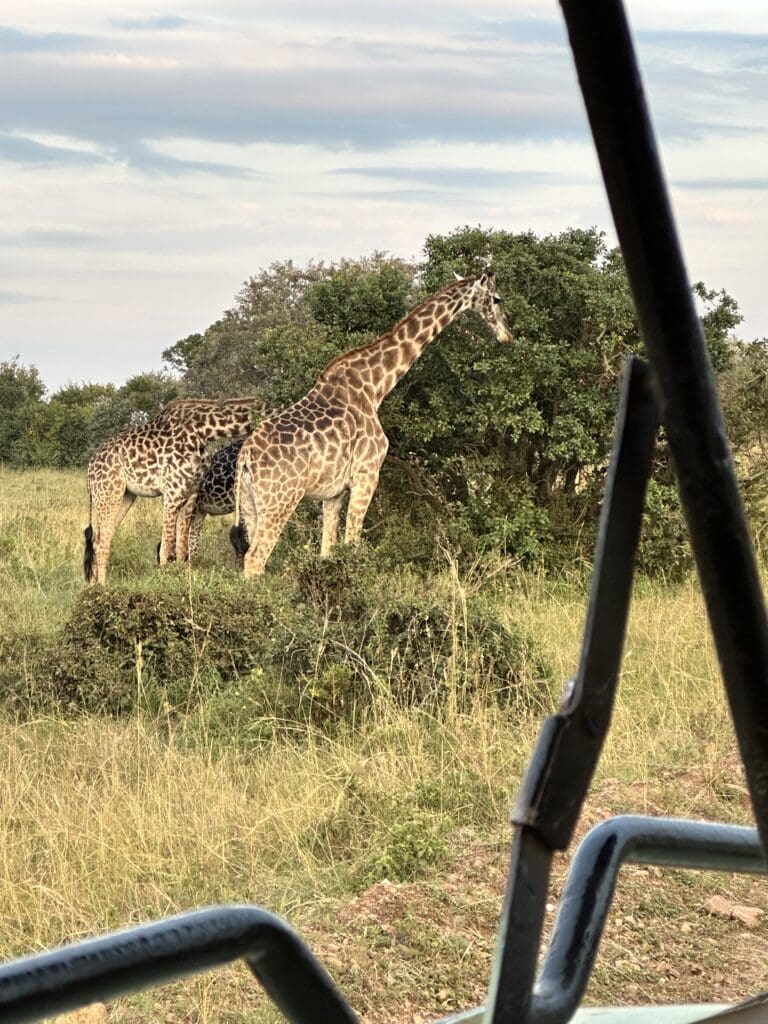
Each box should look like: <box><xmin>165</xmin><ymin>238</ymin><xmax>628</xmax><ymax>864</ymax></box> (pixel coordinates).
<box><xmin>231</xmin><ymin>272</ymin><xmax>513</xmax><ymax>576</ymax></box>
<box><xmin>84</xmin><ymin>398</ymin><xmax>262</xmax><ymax>583</ymax></box>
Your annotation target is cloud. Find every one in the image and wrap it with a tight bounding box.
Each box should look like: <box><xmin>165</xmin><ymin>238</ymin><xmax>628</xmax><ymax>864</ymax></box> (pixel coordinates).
<box><xmin>0</xmin><ymin>132</ymin><xmax>108</xmax><ymax>166</ymax></box>
<box><xmin>118</xmin><ymin>141</ymin><xmax>264</xmax><ymax>178</ymax></box>
<box><xmin>334</xmin><ymin>166</ymin><xmax>566</xmax><ymax>189</ymax></box>
<box><xmin>0</xmin><ymin>288</ymin><xmax>46</xmax><ymax>304</ymax></box>
<box><xmin>0</xmin><ymin>228</ymin><xmax>104</xmax><ymax>247</ymax></box>
<box><xmin>0</xmin><ymin>25</ymin><xmax>102</xmax><ymax>54</ymax></box>
<box><xmin>109</xmin><ymin>16</ymin><xmax>191</xmax><ymax>32</ymax></box>
<box><xmin>2</xmin><ymin>12</ymin><xmax>764</xmax><ymax>164</ymax></box>
<box><xmin>674</xmin><ymin>177</ymin><xmax>768</xmax><ymax>190</ymax></box>
<box><xmin>0</xmin><ymin>59</ymin><xmax>586</xmax><ymax>154</ymax></box>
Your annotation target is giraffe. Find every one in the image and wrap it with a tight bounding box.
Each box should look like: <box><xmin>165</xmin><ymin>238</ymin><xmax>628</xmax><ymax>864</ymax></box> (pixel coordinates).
<box><xmin>183</xmin><ymin>436</ymin><xmax>246</xmax><ymax>565</ymax></box>
<box><xmin>231</xmin><ymin>272</ymin><xmax>514</xmax><ymax>577</ymax></box>
<box><xmin>84</xmin><ymin>398</ymin><xmax>262</xmax><ymax>583</ymax></box>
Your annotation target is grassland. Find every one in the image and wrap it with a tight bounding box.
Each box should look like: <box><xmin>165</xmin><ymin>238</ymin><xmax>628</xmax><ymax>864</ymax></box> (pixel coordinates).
<box><xmin>1</xmin><ymin>466</ymin><xmax>768</xmax><ymax>1023</ymax></box>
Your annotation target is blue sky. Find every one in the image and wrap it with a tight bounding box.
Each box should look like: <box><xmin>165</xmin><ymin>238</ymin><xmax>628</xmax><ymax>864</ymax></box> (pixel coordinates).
<box><xmin>3</xmin><ymin>1</ymin><xmax>768</xmax><ymax>391</ymax></box>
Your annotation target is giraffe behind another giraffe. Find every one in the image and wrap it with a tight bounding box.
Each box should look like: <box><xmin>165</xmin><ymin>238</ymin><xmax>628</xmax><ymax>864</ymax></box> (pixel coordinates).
<box><xmin>232</xmin><ymin>272</ymin><xmax>514</xmax><ymax>576</ymax></box>
<box><xmin>84</xmin><ymin>398</ymin><xmax>262</xmax><ymax>583</ymax></box>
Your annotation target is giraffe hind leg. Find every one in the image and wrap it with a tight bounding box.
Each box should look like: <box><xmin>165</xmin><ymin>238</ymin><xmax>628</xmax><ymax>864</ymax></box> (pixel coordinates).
<box><xmin>187</xmin><ymin>506</ymin><xmax>206</xmax><ymax>562</ymax></box>
<box><xmin>321</xmin><ymin>494</ymin><xmax>345</xmax><ymax>557</ymax></box>
<box><xmin>242</xmin><ymin>495</ymin><xmax>301</xmax><ymax>578</ymax></box>
<box><xmin>89</xmin><ymin>490</ymin><xmax>136</xmax><ymax>584</ymax></box>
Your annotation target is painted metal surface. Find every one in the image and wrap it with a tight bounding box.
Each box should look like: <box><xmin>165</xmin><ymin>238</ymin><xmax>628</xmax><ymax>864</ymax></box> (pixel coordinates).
<box><xmin>439</xmin><ymin>1007</ymin><xmax>729</xmax><ymax>1024</ymax></box>
<box><xmin>0</xmin><ymin>906</ymin><xmax>358</xmax><ymax>1024</ymax></box>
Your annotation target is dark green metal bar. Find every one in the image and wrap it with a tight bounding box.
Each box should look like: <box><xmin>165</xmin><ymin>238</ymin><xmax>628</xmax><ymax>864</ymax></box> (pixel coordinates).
<box><xmin>485</xmin><ymin>358</ymin><xmax>658</xmax><ymax>1023</ymax></box>
<box><xmin>0</xmin><ymin>906</ymin><xmax>358</xmax><ymax>1024</ymax></box>
<box><xmin>560</xmin><ymin>0</ymin><xmax>768</xmax><ymax>852</ymax></box>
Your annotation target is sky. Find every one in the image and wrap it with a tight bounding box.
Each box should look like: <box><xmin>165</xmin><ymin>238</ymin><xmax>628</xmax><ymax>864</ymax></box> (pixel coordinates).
<box><xmin>3</xmin><ymin>2</ymin><xmax>768</xmax><ymax>394</ymax></box>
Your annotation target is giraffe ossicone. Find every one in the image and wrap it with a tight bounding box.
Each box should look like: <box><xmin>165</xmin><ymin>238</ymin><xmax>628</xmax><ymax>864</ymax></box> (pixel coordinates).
<box><xmin>83</xmin><ymin>397</ymin><xmax>262</xmax><ymax>584</ymax></box>
<box><xmin>232</xmin><ymin>272</ymin><xmax>514</xmax><ymax>577</ymax></box>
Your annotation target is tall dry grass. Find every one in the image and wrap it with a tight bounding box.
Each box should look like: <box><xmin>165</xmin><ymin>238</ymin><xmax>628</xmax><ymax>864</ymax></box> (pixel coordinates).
<box><xmin>0</xmin><ymin>467</ymin><xmax>764</xmax><ymax>1020</ymax></box>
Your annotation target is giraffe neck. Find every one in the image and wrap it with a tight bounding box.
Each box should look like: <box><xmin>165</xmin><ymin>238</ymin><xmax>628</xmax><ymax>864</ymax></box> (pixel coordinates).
<box><xmin>318</xmin><ymin>281</ymin><xmax>474</xmax><ymax>409</ymax></box>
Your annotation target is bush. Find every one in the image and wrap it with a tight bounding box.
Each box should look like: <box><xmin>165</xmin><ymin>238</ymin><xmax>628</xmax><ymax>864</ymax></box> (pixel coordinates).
<box><xmin>14</xmin><ymin>553</ymin><xmax>549</xmax><ymax>731</ymax></box>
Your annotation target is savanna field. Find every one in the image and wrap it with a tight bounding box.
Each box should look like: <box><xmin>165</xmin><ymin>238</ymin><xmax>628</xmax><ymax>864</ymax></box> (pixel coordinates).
<box><xmin>3</xmin><ymin>228</ymin><xmax>768</xmax><ymax>1023</ymax></box>
<box><xmin>2</xmin><ymin>465</ymin><xmax>768</xmax><ymax>1024</ymax></box>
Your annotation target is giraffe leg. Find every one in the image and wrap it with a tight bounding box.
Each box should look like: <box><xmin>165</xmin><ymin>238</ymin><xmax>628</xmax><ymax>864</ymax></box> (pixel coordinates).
<box><xmin>91</xmin><ymin>490</ymin><xmax>136</xmax><ymax>584</ymax></box>
<box><xmin>242</xmin><ymin>496</ymin><xmax>301</xmax><ymax>578</ymax></box>
<box><xmin>186</xmin><ymin>505</ymin><xmax>206</xmax><ymax>562</ymax></box>
<box><xmin>321</xmin><ymin>494</ymin><xmax>345</xmax><ymax>557</ymax></box>
<box><xmin>174</xmin><ymin>494</ymin><xmax>199</xmax><ymax>563</ymax></box>
<box><xmin>344</xmin><ymin>473</ymin><xmax>381</xmax><ymax>546</ymax></box>
<box><xmin>158</xmin><ymin>493</ymin><xmax>190</xmax><ymax>565</ymax></box>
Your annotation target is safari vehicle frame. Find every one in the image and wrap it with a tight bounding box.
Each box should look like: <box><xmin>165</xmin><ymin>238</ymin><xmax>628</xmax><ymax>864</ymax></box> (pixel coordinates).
<box><xmin>3</xmin><ymin>2</ymin><xmax>768</xmax><ymax>1022</ymax></box>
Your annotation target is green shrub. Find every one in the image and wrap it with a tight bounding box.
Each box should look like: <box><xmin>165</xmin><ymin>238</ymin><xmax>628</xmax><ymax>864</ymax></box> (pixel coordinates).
<box><xmin>12</xmin><ymin>552</ymin><xmax>549</xmax><ymax>732</ymax></box>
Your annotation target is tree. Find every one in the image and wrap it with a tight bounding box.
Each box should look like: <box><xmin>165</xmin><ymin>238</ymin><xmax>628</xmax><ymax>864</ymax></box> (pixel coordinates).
<box><xmin>305</xmin><ymin>255</ymin><xmax>416</xmax><ymax>336</ymax></box>
<box><xmin>385</xmin><ymin>226</ymin><xmax>740</xmax><ymax>565</ymax></box>
<box><xmin>165</xmin><ymin>261</ymin><xmax>332</xmax><ymax>397</ymax></box>
<box><xmin>0</xmin><ymin>359</ymin><xmax>46</xmax><ymax>466</ymax></box>
<box><xmin>171</xmin><ymin>255</ymin><xmax>418</xmax><ymax>404</ymax></box>
<box><xmin>88</xmin><ymin>373</ymin><xmax>179</xmax><ymax>451</ymax></box>
<box><xmin>22</xmin><ymin>382</ymin><xmax>115</xmax><ymax>467</ymax></box>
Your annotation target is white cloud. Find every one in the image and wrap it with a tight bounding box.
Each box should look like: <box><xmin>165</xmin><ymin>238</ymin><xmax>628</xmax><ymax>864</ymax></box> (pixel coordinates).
<box><xmin>1</xmin><ymin>1</ymin><xmax>768</xmax><ymax>390</ymax></box>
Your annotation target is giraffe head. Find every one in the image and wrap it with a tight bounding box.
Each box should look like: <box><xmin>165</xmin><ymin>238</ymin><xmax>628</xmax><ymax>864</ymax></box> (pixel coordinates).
<box><xmin>466</xmin><ymin>271</ymin><xmax>514</xmax><ymax>344</ymax></box>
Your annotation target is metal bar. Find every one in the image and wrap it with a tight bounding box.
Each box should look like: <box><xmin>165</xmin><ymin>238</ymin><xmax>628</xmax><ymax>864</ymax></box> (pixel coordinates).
<box><xmin>441</xmin><ymin>816</ymin><xmax>763</xmax><ymax>1024</ymax></box>
<box><xmin>532</xmin><ymin>816</ymin><xmax>765</xmax><ymax>1024</ymax></box>
<box><xmin>0</xmin><ymin>905</ymin><xmax>359</xmax><ymax>1024</ymax></box>
<box><xmin>484</xmin><ymin>358</ymin><xmax>658</xmax><ymax>1023</ymax></box>
<box><xmin>560</xmin><ymin>0</ymin><xmax>768</xmax><ymax>851</ymax></box>
<box><xmin>513</xmin><ymin>358</ymin><xmax>658</xmax><ymax>851</ymax></box>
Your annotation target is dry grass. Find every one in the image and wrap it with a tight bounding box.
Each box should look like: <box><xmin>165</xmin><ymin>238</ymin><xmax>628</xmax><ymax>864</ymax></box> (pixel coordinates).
<box><xmin>1</xmin><ymin>468</ymin><xmax>768</xmax><ymax>1021</ymax></box>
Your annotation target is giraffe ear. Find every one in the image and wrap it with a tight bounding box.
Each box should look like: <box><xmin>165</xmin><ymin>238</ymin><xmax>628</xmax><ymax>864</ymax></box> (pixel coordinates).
<box><xmin>453</xmin><ymin>271</ymin><xmax>463</xmax><ymax>282</ymax></box>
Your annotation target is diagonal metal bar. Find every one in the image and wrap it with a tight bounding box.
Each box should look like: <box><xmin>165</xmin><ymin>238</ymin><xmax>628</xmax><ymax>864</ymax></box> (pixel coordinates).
<box><xmin>560</xmin><ymin>0</ymin><xmax>768</xmax><ymax>853</ymax></box>
<box><xmin>531</xmin><ymin>816</ymin><xmax>765</xmax><ymax>1024</ymax></box>
<box><xmin>484</xmin><ymin>356</ymin><xmax>658</xmax><ymax>1024</ymax></box>
<box><xmin>0</xmin><ymin>906</ymin><xmax>359</xmax><ymax>1024</ymax></box>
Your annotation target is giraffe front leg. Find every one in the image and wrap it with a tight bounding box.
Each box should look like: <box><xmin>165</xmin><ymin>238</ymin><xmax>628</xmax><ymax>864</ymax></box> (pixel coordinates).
<box><xmin>344</xmin><ymin>473</ymin><xmax>380</xmax><ymax>547</ymax></box>
<box><xmin>321</xmin><ymin>494</ymin><xmax>345</xmax><ymax>557</ymax></box>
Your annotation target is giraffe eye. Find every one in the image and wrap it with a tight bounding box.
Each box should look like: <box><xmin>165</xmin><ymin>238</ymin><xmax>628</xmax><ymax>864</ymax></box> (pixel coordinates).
<box><xmin>493</xmin><ymin>295</ymin><xmax>502</xmax><ymax>305</ymax></box>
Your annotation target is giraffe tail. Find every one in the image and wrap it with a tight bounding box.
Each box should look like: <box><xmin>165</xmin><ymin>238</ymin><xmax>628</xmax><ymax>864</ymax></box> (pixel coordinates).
<box><xmin>229</xmin><ymin>446</ymin><xmax>250</xmax><ymax>563</ymax></box>
<box><xmin>83</xmin><ymin>525</ymin><xmax>95</xmax><ymax>581</ymax></box>
<box><xmin>83</xmin><ymin>473</ymin><xmax>96</xmax><ymax>581</ymax></box>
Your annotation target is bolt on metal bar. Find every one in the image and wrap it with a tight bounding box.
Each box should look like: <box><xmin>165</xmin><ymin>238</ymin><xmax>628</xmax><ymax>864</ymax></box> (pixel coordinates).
<box><xmin>559</xmin><ymin>0</ymin><xmax>768</xmax><ymax>851</ymax></box>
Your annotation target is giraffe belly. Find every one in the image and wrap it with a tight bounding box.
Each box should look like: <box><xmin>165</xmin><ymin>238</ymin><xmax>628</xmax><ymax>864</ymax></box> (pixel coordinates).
<box><xmin>198</xmin><ymin>494</ymin><xmax>235</xmax><ymax>516</ymax></box>
<box><xmin>304</xmin><ymin>460</ymin><xmax>351</xmax><ymax>502</ymax></box>
<box><xmin>124</xmin><ymin>474</ymin><xmax>163</xmax><ymax>499</ymax></box>
<box><xmin>306</xmin><ymin>482</ymin><xmax>348</xmax><ymax>502</ymax></box>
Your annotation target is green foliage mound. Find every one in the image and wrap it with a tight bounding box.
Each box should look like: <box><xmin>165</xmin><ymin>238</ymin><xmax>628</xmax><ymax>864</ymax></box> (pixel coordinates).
<box><xmin>17</xmin><ymin>554</ymin><xmax>548</xmax><ymax>730</ymax></box>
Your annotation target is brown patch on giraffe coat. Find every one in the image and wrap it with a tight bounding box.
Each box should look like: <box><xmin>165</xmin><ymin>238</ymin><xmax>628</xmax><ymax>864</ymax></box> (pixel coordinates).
<box><xmin>382</xmin><ymin>346</ymin><xmax>399</xmax><ymax>371</ymax></box>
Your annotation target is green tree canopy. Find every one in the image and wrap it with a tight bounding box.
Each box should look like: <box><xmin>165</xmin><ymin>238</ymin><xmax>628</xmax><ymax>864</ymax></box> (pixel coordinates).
<box><xmin>0</xmin><ymin>359</ymin><xmax>46</xmax><ymax>466</ymax></box>
<box><xmin>88</xmin><ymin>372</ymin><xmax>179</xmax><ymax>450</ymax></box>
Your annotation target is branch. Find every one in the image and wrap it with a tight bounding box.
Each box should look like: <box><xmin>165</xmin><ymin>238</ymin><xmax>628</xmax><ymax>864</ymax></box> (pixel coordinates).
<box><xmin>384</xmin><ymin>455</ymin><xmax>445</xmax><ymax>513</ymax></box>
